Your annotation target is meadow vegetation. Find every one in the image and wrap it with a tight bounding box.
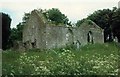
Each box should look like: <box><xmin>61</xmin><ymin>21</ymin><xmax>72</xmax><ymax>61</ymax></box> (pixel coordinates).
<box><xmin>2</xmin><ymin>43</ymin><xmax>120</xmax><ymax>75</ymax></box>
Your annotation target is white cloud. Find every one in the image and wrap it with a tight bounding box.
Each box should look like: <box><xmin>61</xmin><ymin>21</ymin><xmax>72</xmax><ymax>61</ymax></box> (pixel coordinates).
<box><xmin>0</xmin><ymin>0</ymin><xmax>119</xmax><ymax>28</ymax></box>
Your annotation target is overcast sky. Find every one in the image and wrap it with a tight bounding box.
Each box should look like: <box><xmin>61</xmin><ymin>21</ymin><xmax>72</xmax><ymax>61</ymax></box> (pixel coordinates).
<box><xmin>0</xmin><ymin>0</ymin><xmax>120</xmax><ymax>28</ymax></box>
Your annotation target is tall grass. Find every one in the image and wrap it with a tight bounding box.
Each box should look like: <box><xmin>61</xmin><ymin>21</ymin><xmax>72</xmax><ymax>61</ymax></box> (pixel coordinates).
<box><xmin>2</xmin><ymin>43</ymin><xmax>120</xmax><ymax>75</ymax></box>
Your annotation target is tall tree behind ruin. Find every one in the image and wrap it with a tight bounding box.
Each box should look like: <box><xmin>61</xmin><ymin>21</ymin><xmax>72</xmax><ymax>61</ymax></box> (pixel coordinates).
<box><xmin>112</xmin><ymin>8</ymin><xmax>120</xmax><ymax>42</ymax></box>
<box><xmin>9</xmin><ymin>12</ymin><xmax>30</xmax><ymax>45</ymax></box>
<box><xmin>76</xmin><ymin>7</ymin><xmax>120</xmax><ymax>43</ymax></box>
<box><xmin>1</xmin><ymin>12</ymin><xmax>11</xmax><ymax>50</ymax></box>
<box><xmin>86</xmin><ymin>7</ymin><xmax>120</xmax><ymax>43</ymax></box>
<box><xmin>76</xmin><ymin>18</ymin><xmax>86</xmax><ymax>27</ymax></box>
<box><xmin>43</xmin><ymin>8</ymin><xmax>69</xmax><ymax>25</ymax></box>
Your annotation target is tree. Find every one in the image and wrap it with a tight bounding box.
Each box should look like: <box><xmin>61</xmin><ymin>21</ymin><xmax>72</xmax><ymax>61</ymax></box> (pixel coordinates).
<box><xmin>112</xmin><ymin>8</ymin><xmax>120</xmax><ymax>42</ymax></box>
<box><xmin>43</xmin><ymin>8</ymin><xmax>69</xmax><ymax>25</ymax></box>
<box><xmin>10</xmin><ymin>12</ymin><xmax>30</xmax><ymax>43</ymax></box>
<box><xmin>1</xmin><ymin>12</ymin><xmax>11</xmax><ymax>50</ymax></box>
<box><xmin>87</xmin><ymin>7</ymin><xmax>120</xmax><ymax>43</ymax></box>
<box><xmin>76</xmin><ymin>8</ymin><xmax>119</xmax><ymax>43</ymax></box>
<box><xmin>87</xmin><ymin>8</ymin><xmax>115</xmax><ymax>42</ymax></box>
<box><xmin>76</xmin><ymin>18</ymin><xmax>86</xmax><ymax>27</ymax></box>
<box><xmin>22</xmin><ymin>13</ymin><xmax>30</xmax><ymax>23</ymax></box>
<box><xmin>9</xmin><ymin>12</ymin><xmax>29</xmax><ymax>48</ymax></box>
<box><xmin>87</xmin><ymin>9</ymin><xmax>113</xmax><ymax>29</ymax></box>
<box><xmin>10</xmin><ymin>23</ymin><xmax>24</xmax><ymax>41</ymax></box>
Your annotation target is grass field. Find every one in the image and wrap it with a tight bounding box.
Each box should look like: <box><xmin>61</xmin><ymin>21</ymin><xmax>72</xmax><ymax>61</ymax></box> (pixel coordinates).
<box><xmin>2</xmin><ymin>42</ymin><xmax>120</xmax><ymax>75</ymax></box>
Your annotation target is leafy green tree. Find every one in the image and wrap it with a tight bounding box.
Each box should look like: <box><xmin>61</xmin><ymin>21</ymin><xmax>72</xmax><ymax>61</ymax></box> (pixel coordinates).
<box><xmin>112</xmin><ymin>8</ymin><xmax>120</xmax><ymax>42</ymax></box>
<box><xmin>87</xmin><ymin>9</ymin><xmax>113</xmax><ymax>29</ymax></box>
<box><xmin>9</xmin><ymin>12</ymin><xmax>29</xmax><ymax>48</ymax></box>
<box><xmin>76</xmin><ymin>7</ymin><xmax>120</xmax><ymax>43</ymax></box>
<box><xmin>1</xmin><ymin>12</ymin><xmax>12</xmax><ymax>50</ymax></box>
<box><xmin>9</xmin><ymin>23</ymin><xmax>24</xmax><ymax>48</ymax></box>
<box><xmin>10</xmin><ymin>23</ymin><xmax>24</xmax><ymax>41</ymax></box>
<box><xmin>22</xmin><ymin>13</ymin><xmax>30</xmax><ymax>23</ymax></box>
<box><xmin>10</xmin><ymin>12</ymin><xmax>30</xmax><ymax>42</ymax></box>
<box><xmin>43</xmin><ymin>8</ymin><xmax>69</xmax><ymax>25</ymax></box>
<box><xmin>87</xmin><ymin>8</ymin><xmax>114</xmax><ymax>42</ymax></box>
<box><xmin>76</xmin><ymin>18</ymin><xmax>86</xmax><ymax>27</ymax></box>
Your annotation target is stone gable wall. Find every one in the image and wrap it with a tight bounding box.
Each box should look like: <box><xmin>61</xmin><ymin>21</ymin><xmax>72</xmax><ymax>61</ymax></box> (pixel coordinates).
<box><xmin>74</xmin><ymin>22</ymin><xmax>104</xmax><ymax>45</ymax></box>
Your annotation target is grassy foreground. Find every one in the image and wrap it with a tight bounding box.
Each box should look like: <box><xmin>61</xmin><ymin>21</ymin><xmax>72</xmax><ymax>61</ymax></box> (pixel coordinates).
<box><xmin>2</xmin><ymin>43</ymin><xmax>120</xmax><ymax>75</ymax></box>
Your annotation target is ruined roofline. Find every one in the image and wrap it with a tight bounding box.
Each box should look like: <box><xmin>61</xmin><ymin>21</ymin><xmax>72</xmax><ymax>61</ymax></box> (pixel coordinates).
<box><xmin>22</xmin><ymin>10</ymin><xmax>46</xmax><ymax>38</ymax></box>
<box><xmin>32</xmin><ymin>9</ymin><xmax>47</xmax><ymax>24</ymax></box>
<box><xmin>90</xmin><ymin>20</ymin><xmax>104</xmax><ymax>31</ymax></box>
<box><xmin>31</xmin><ymin>9</ymin><xmax>71</xmax><ymax>28</ymax></box>
<box><xmin>29</xmin><ymin>10</ymin><xmax>74</xmax><ymax>29</ymax></box>
<box><xmin>80</xmin><ymin>19</ymin><xmax>103</xmax><ymax>30</ymax></box>
<box><xmin>31</xmin><ymin>10</ymin><xmax>102</xmax><ymax>30</ymax></box>
<box><xmin>88</xmin><ymin>20</ymin><xmax>103</xmax><ymax>29</ymax></box>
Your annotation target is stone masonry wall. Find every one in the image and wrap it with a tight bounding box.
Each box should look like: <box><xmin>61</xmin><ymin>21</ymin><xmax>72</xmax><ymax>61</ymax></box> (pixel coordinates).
<box><xmin>72</xmin><ymin>21</ymin><xmax>104</xmax><ymax>46</ymax></box>
<box><xmin>45</xmin><ymin>25</ymin><xmax>73</xmax><ymax>49</ymax></box>
<box><xmin>22</xmin><ymin>10</ymin><xmax>104</xmax><ymax>50</ymax></box>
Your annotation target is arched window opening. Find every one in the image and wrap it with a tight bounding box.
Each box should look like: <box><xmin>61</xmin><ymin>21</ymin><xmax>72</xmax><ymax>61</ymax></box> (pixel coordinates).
<box><xmin>87</xmin><ymin>31</ymin><xmax>94</xmax><ymax>44</ymax></box>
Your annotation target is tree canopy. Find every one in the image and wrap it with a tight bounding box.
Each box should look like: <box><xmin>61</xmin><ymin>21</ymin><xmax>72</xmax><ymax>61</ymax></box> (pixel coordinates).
<box><xmin>76</xmin><ymin>7</ymin><xmax>120</xmax><ymax>43</ymax></box>
<box><xmin>111</xmin><ymin>8</ymin><xmax>120</xmax><ymax>42</ymax></box>
<box><xmin>1</xmin><ymin>12</ymin><xmax>12</xmax><ymax>50</ymax></box>
<box><xmin>43</xmin><ymin>8</ymin><xmax>69</xmax><ymax>25</ymax></box>
<box><xmin>8</xmin><ymin>7</ymin><xmax>120</xmax><ymax>50</ymax></box>
<box><xmin>76</xmin><ymin>18</ymin><xmax>86</xmax><ymax>27</ymax></box>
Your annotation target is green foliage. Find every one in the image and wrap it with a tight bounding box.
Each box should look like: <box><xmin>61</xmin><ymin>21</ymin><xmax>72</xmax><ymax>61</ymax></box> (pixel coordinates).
<box><xmin>22</xmin><ymin>13</ymin><xmax>30</xmax><ymax>23</ymax></box>
<box><xmin>112</xmin><ymin>8</ymin><xmax>120</xmax><ymax>42</ymax></box>
<box><xmin>87</xmin><ymin>20</ymin><xmax>93</xmax><ymax>25</ymax></box>
<box><xmin>9</xmin><ymin>12</ymin><xmax>30</xmax><ymax>48</ymax></box>
<box><xmin>10</xmin><ymin>12</ymin><xmax>30</xmax><ymax>41</ymax></box>
<box><xmin>76</xmin><ymin>19</ymin><xmax>86</xmax><ymax>27</ymax></box>
<box><xmin>10</xmin><ymin>23</ymin><xmax>24</xmax><ymax>41</ymax></box>
<box><xmin>43</xmin><ymin>8</ymin><xmax>69</xmax><ymax>25</ymax></box>
<box><xmin>9</xmin><ymin>22</ymin><xmax>24</xmax><ymax>48</ymax></box>
<box><xmin>84</xmin><ymin>7</ymin><xmax>120</xmax><ymax>42</ymax></box>
<box><xmin>87</xmin><ymin>9</ymin><xmax>113</xmax><ymax>29</ymax></box>
<box><xmin>76</xmin><ymin>19</ymin><xmax>94</xmax><ymax>27</ymax></box>
<box><xmin>2</xmin><ymin>43</ymin><xmax>119</xmax><ymax>75</ymax></box>
<box><xmin>1</xmin><ymin>12</ymin><xmax>12</xmax><ymax>50</ymax></box>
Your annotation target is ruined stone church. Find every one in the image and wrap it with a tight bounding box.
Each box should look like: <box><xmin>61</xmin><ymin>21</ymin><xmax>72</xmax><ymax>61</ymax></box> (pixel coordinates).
<box><xmin>22</xmin><ymin>10</ymin><xmax>104</xmax><ymax>49</ymax></box>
